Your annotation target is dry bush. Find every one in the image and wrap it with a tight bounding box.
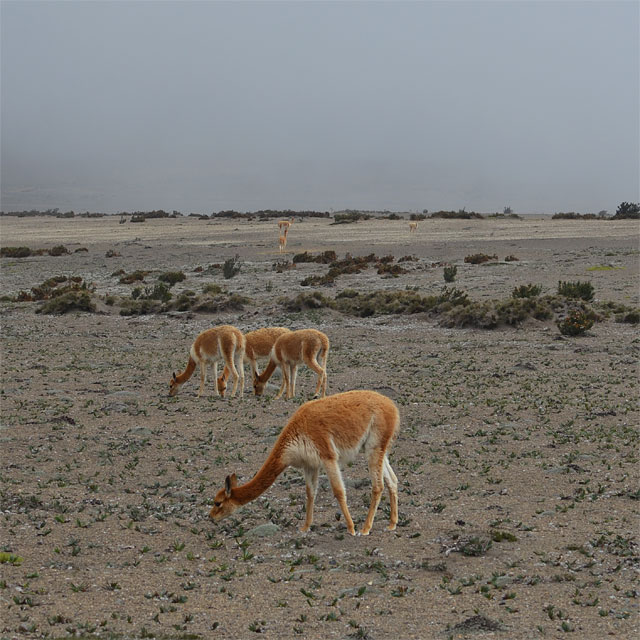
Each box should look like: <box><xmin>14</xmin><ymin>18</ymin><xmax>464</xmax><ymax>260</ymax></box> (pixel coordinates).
<box><xmin>464</xmin><ymin>253</ymin><xmax>498</xmax><ymax>264</ymax></box>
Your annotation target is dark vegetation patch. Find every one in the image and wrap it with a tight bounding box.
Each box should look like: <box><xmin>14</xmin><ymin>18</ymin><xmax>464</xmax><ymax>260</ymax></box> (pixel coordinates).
<box><xmin>119</xmin><ymin>270</ymin><xmax>149</xmax><ymax>284</ymax></box>
<box><xmin>1</xmin><ymin>245</ymin><xmax>73</xmax><ymax>257</ymax></box>
<box><xmin>120</xmin><ymin>283</ymin><xmax>250</xmax><ymax>316</ymax></box>
<box><xmin>157</xmin><ymin>271</ymin><xmax>187</xmax><ymax>286</ymax></box>
<box><xmin>299</xmin><ymin>253</ymin><xmax>412</xmax><ymax>287</ymax></box>
<box><xmin>15</xmin><ymin>276</ymin><xmax>94</xmax><ymax>303</ymax></box>
<box><xmin>430</xmin><ymin>210</ymin><xmax>484</xmax><ymax>219</ymax></box>
<box><xmin>331</xmin><ymin>211</ymin><xmax>371</xmax><ymax>224</ymax></box>
<box><xmin>464</xmin><ymin>253</ymin><xmax>499</xmax><ymax>264</ymax></box>
<box><xmin>292</xmin><ymin>250</ymin><xmax>337</xmax><ymax>264</ymax></box>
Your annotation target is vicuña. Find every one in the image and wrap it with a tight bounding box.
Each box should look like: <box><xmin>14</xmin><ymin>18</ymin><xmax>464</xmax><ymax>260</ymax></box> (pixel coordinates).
<box><xmin>217</xmin><ymin>327</ymin><xmax>291</xmax><ymax>397</ymax></box>
<box><xmin>169</xmin><ymin>325</ymin><xmax>245</xmax><ymax>398</ymax></box>
<box><xmin>209</xmin><ymin>390</ymin><xmax>400</xmax><ymax>536</ymax></box>
<box><xmin>253</xmin><ymin>328</ymin><xmax>329</xmax><ymax>399</ymax></box>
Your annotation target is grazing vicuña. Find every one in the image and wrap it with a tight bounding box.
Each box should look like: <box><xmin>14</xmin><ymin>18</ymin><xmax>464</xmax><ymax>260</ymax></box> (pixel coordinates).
<box><xmin>253</xmin><ymin>328</ymin><xmax>329</xmax><ymax>399</ymax></box>
<box><xmin>209</xmin><ymin>390</ymin><xmax>400</xmax><ymax>535</ymax></box>
<box><xmin>217</xmin><ymin>326</ymin><xmax>291</xmax><ymax>397</ymax></box>
<box><xmin>169</xmin><ymin>325</ymin><xmax>245</xmax><ymax>398</ymax></box>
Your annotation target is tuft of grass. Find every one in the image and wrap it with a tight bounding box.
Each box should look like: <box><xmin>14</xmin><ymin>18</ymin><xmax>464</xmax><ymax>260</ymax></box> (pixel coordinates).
<box><xmin>512</xmin><ymin>283</ymin><xmax>542</xmax><ymax>298</ymax></box>
<box><xmin>558</xmin><ymin>280</ymin><xmax>594</xmax><ymax>301</ymax></box>
<box><xmin>0</xmin><ymin>552</ymin><xmax>23</xmax><ymax>565</ymax></box>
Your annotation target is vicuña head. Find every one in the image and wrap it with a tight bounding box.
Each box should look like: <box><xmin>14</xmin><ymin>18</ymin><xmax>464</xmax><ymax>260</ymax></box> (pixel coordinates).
<box><xmin>215</xmin><ymin>327</ymin><xmax>291</xmax><ymax>398</ymax></box>
<box><xmin>209</xmin><ymin>390</ymin><xmax>399</xmax><ymax>536</ymax></box>
<box><xmin>169</xmin><ymin>325</ymin><xmax>245</xmax><ymax>398</ymax></box>
<box><xmin>253</xmin><ymin>328</ymin><xmax>329</xmax><ymax>399</ymax></box>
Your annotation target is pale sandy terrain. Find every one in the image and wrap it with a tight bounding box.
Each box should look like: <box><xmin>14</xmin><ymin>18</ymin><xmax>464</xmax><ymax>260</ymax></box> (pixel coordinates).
<box><xmin>1</xmin><ymin>215</ymin><xmax>638</xmax><ymax>639</ymax></box>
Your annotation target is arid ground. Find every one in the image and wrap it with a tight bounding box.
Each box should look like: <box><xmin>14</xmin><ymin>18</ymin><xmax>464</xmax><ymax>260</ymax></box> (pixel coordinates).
<box><xmin>1</xmin><ymin>215</ymin><xmax>638</xmax><ymax>639</ymax></box>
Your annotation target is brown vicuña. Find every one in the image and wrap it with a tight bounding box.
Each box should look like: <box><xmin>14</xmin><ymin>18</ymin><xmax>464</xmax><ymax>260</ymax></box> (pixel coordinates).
<box><xmin>169</xmin><ymin>325</ymin><xmax>245</xmax><ymax>398</ymax></box>
<box><xmin>209</xmin><ymin>390</ymin><xmax>400</xmax><ymax>535</ymax></box>
<box><xmin>278</xmin><ymin>218</ymin><xmax>293</xmax><ymax>233</ymax></box>
<box><xmin>278</xmin><ymin>233</ymin><xmax>287</xmax><ymax>253</ymax></box>
<box><xmin>253</xmin><ymin>328</ymin><xmax>329</xmax><ymax>399</ymax></box>
<box><xmin>216</xmin><ymin>327</ymin><xmax>291</xmax><ymax>397</ymax></box>
<box><xmin>409</xmin><ymin>221</ymin><xmax>418</xmax><ymax>232</ymax></box>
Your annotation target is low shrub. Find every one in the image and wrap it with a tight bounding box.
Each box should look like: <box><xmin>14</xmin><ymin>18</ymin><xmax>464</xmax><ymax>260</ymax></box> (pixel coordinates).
<box><xmin>332</xmin><ymin>211</ymin><xmax>371</xmax><ymax>224</ymax></box>
<box><xmin>512</xmin><ymin>283</ymin><xmax>542</xmax><ymax>298</ymax></box>
<box><xmin>158</xmin><ymin>271</ymin><xmax>186</xmax><ymax>286</ymax></box>
<box><xmin>48</xmin><ymin>245</ymin><xmax>70</xmax><ymax>256</ymax></box>
<box><xmin>616</xmin><ymin>310</ymin><xmax>640</xmax><ymax>324</ymax></box>
<box><xmin>464</xmin><ymin>253</ymin><xmax>498</xmax><ymax>264</ymax></box>
<box><xmin>558</xmin><ymin>280</ymin><xmax>594</xmax><ymax>301</ymax></box>
<box><xmin>293</xmin><ymin>250</ymin><xmax>337</xmax><ymax>264</ymax></box>
<box><xmin>443</xmin><ymin>265</ymin><xmax>457</xmax><ymax>283</ymax></box>
<box><xmin>119</xmin><ymin>270</ymin><xmax>148</xmax><ymax>284</ymax></box>
<box><xmin>430</xmin><ymin>210</ymin><xmax>484</xmax><ymax>220</ymax></box>
<box><xmin>557</xmin><ymin>310</ymin><xmax>595</xmax><ymax>336</ymax></box>
<box><xmin>16</xmin><ymin>276</ymin><xmax>93</xmax><ymax>302</ymax></box>
<box><xmin>37</xmin><ymin>290</ymin><xmax>95</xmax><ymax>314</ymax></box>
<box><xmin>1</xmin><ymin>246</ymin><xmax>32</xmax><ymax>258</ymax></box>
<box><xmin>504</xmin><ymin>255</ymin><xmax>519</xmax><ymax>262</ymax></box>
<box><xmin>223</xmin><ymin>255</ymin><xmax>241</xmax><ymax>279</ymax></box>
<box><xmin>202</xmin><ymin>283</ymin><xmax>224</xmax><ymax>295</ymax></box>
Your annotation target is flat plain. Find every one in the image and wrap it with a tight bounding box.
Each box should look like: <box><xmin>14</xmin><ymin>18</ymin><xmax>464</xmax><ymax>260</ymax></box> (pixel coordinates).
<box><xmin>1</xmin><ymin>214</ymin><xmax>638</xmax><ymax>639</ymax></box>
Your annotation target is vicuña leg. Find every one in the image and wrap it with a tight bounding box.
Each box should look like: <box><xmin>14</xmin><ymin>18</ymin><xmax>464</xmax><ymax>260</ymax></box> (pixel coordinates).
<box><xmin>198</xmin><ymin>361</ymin><xmax>207</xmax><ymax>397</ymax></box>
<box><xmin>383</xmin><ymin>455</ymin><xmax>399</xmax><ymax>530</ymax></box>
<box><xmin>323</xmin><ymin>459</ymin><xmax>355</xmax><ymax>536</ymax></box>
<box><xmin>301</xmin><ymin>467</ymin><xmax>319</xmax><ymax>532</ymax></box>
<box><xmin>362</xmin><ymin>449</ymin><xmax>386</xmax><ymax>535</ymax></box>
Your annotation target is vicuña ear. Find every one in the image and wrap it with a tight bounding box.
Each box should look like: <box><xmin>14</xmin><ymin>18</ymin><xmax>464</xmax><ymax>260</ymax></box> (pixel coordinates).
<box><xmin>172</xmin><ymin>372</ymin><xmax>177</xmax><ymax>381</ymax></box>
<box><xmin>224</xmin><ymin>473</ymin><xmax>238</xmax><ymax>496</ymax></box>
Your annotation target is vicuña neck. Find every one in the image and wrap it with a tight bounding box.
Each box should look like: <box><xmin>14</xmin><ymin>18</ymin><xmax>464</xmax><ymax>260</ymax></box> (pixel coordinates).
<box><xmin>257</xmin><ymin>360</ymin><xmax>277</xmax><ymax>384</ymax></box>
<box><xmin>233</xmin><ymin>447</ymin><xmax>287</xmax><ymax>505</ymax></box>
<box><xmin>175</xmin><ymin>357</ymin><xmax>196</xmax><ymax>384</ymax></box>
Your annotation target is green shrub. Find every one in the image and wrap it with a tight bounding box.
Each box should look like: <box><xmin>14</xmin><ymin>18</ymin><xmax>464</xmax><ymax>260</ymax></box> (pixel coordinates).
<box><xmin>158</xmin><ymin>271</ymin><xmax>186</xmax><ymax>286</ymax></box>
<box><xmin>557</xmin><ymin>310</ymin><xmax>595</xmax><ymax>336</ymax></box>
<box><xmin>558</xmin><ymin>280</ymin><xmax>594</xmax><ymax>301</ymax></box>
<box><xmin>143</xmin><ymin>283</ymin><xmax>172</xmax><ymax>302</ymax></box>
<box><xmin>37</xmin><ymin>291</ymin><xmax>96</xmax><ymax>314</ymax></box>
<box><xmin>1</xmin><ymin>246</ymin><xmax>32</xmax><ymax>258</ymax></box>
<box><xmin>512</xmin><ymin>283</ymin><xmax>542</xmax><ymax>298</ymax></box>
<box><xmin>223</xmin><ymin>255</ymin><xmax>241</xmax><ymax>279</ymax></box>
<box><xmin>443</xmin><ymin>265</ymin><xmax>457</xmax><ymax>283</ymax></box>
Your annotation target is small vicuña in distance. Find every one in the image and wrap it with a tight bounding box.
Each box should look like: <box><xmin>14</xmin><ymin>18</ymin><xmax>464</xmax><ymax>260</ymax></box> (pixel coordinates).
<box><xmin>253</xmin><ymin>328</ymin><xmax>329</xmax><ymax>399</ymax></box>
<box><xmin>169</xmin><ymin>325</ymin><xmax>245</xmax><ymax>398</ymax></box>
<box><xmin>209</xmin><ymin>390</ymin><xmax>400</xmax><ymax>535</ymax></box>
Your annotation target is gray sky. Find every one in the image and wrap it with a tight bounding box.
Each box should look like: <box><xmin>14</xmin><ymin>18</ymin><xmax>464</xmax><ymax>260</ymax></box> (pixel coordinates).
<box><xmin>1</xmin><ymin>0</ymin><xmax>638</xmax><ymax>214</ymax></box>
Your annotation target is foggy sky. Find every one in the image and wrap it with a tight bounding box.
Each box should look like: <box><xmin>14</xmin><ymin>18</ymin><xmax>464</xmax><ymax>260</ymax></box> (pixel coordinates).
<box><xmin>1</xmin><ymin>0</ymin><xmax>638</xmax><ymax>214</ymax></box>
